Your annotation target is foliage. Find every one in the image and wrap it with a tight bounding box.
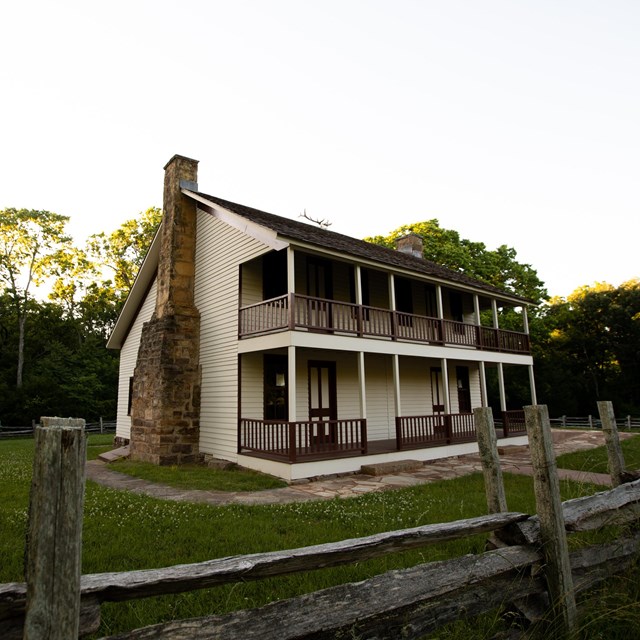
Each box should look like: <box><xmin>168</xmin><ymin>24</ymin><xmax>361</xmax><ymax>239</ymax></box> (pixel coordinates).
<box><xmin>533</xmin><ymin>280</ymin><xmax>640</xmax><ymax>415</ymax></box>
<box><xmin>86</xmin><ymin>206</ymin><xmax>161</xmax><ymax>295</ymax></box>
<box><xmin>364</xmin><ymin>219</ymin><xmax>548</xmax><ymax>302</ymax></box>
<box><xmin>0</xmin><ymin>207</ymin><xmax>159</xmax><ymax>424</ymax></box>
<box><xmin>0</xmin><ymin>208</ymin><xmax>73</xmax><ymax>387</ymax></box>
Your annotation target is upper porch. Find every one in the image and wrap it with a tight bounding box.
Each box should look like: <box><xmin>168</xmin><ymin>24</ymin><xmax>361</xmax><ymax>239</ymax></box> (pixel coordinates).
<box><xmin>238</xmin><ymin>248</ymin><xmax>531</xmax><ymax>355</ymax></box>
<box><xmin>239</xmin><ymin>293</ymin><xmax>530</xmax><ymax>354</ymax></box>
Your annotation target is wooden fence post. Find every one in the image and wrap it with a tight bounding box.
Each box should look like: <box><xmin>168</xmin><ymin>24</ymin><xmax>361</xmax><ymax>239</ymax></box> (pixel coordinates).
<box><xmin>474</xmin><ymin>407</ymin><xmax>507</xmax><ymax>513</ymax></box>
<box><xmin>23</xmin><ymin>417</ymin><xmax>86</xmax><ymax>640</ymax></box>
<box><xmin>524</xmin><ymin>405</ymin><xmax>577</xmax><ymax>635</ymax></box>
<box><xmin>597</xmin><ymin>401</ymin><xmax>626</xmax><ymax>487</ymax></box>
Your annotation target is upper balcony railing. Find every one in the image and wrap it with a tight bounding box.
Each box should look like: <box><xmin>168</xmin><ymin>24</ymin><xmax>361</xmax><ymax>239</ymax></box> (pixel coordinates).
<box><xmin>239</xmin><ymin>293</ymin><xmax>530</xmax><ymax>354</ymax></box>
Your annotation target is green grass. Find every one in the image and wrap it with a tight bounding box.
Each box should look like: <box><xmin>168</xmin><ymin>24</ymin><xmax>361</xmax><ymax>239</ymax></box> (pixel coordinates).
<box><xmin>110</xmin><ymin>458</ymin><xmax>287</xmax><ymax>492</ymax></box>
<box><xmin>1</xmin><ymin>436</ymin><xmax>639</xmax><ymax>639</ymax></box>
<box><xmin>556</xmin><ymin>433</ymin><xmax>640</xmax><ymax>474</ymax></box>
<box><xmin>86</xmin><ymin>433</ymin><xmax>116</xmax><ymax>460</ymax></box>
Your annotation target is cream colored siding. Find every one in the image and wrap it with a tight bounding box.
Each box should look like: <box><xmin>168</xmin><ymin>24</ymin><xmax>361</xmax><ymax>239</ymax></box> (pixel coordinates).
<box><xmin>367</xmin><ymin>270</ymin><xmax>390</xmax><ymax>308</ymax></box>
<box><xmin>399</xmin><ymin>357</ymin><xmax>431</xmax><ymax>415</ymax></box>
<box><xmin>364</xmin><ymin>353</ymin><xmax>395</xmax><ymax>440</ymax></box>
<box><xmin>241</xmin><ymin>352</ymin><xmax>264</xmax><ymax>418</ymax></box>
<box><xmin>195</xmin><ymin>211</ymin><xmax>271</xmax><ymax>460</ymax></box>
<box><xmin>469</xmin><ymin>366</ymin><xmax>482</xmax><ymax>409</ymax></box>
<box><xmin>332</xmin><ymin>261</ymin><xmax>352</xmax><ymax>303</ymax></box>
<box><xmin>293</xmin><ymin>350</ymin><xmax>360</xmax><ymax>422</ymax></box>
<box><xmin>241</xmin><ymin>258</ymin><xmax>264</xmax><ymax>307</ymax></box>
<box><xmin>115</xmin><ymin>279</ymin><xmax>157</xmax><ymax>440</ymax></box>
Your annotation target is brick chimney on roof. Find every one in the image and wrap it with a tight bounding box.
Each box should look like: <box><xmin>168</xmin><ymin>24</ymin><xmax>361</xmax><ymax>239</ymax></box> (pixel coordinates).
<box><xmin>129</xmin><ymin>155</ymin><xmax>202</xmax><ymax>466</ymax></box>
<box><xmin>396</xmin><ymin>233</ymin><xmax>424</xmax><ymax>259</ymax></box>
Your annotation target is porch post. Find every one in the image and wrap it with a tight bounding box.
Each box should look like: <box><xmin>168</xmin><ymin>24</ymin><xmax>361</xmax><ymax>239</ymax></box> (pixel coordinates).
<box><xmin>479</xmin><ymin>361</ymin><xmax>488</xmax><ymax>406</ymax></box>
<box><xmin>358</xmin><ymin>352</ymin><xmax>367</xmax><ymax>419</ymax></box>
<box><xmin>388</xmin><ymin>273</ymin><xmax>397</xmax><ymax>340</ymax></box>
<box><xmin>436</xmin><ymin>285</ymin><xmax>444</xmax><ymax>319</ymax></box>
<box><xmin>287</xmin><ymin>247</ymin><xmax>295</xmax><ymax>294</ymax></box>
<box><xmin>355</xmin><ymin>265</ymin><xmax>363</xmax><ymax>304</ymax></box>
<box><xmin>491</xmin><ymin>299</ymin><xmax>499</xmax><ymax>328</ymax></box>
<box><xmin>392</xmin><ymin>354</ymin><xmax>402</xmax><ymax>418</ymax></box>
<box><xmin>287</xmin><ymin>247</ymin><xmax>296</xmax><ymax>330</ymax></box>
<box><xmin>473</xmin><ymin>294</ymin><xmax>481</xmax><ymax>324</ymax></box>
<box><xmin>288</xmin><ymin>346</ymin><xmax>297</xmax><ymax>422</ymax></box>
<box><xmin>497</xmin><ymin>362</ymin><xmax>507</xmax><ymax>412</ymax></box>
<box><xmin>522</xmin><ymin>305</ymin><xmax>530</xmax><ymax>334</ymax></box>
<box><xmin>528</xmin><ymin>365</ymin><xmax>538</xmax><ymax>405</ymax></box>
<box><xmin>441</xmin><ymin>358</ymin><xmax>451</xmax><ymax>413</ymax></box>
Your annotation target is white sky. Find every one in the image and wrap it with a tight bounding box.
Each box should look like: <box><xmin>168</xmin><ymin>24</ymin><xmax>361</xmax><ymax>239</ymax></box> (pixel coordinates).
<box><xmin>1</xmin><ymin>0</ymin><xmax>639</xmax><ymax>298</ymax></box>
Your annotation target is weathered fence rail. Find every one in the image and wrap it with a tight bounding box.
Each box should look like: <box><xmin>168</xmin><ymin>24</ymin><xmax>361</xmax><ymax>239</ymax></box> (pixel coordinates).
<box><xmin>550</xmin><ymin>414</ymin><xmax>640</xmax><ymax>430</ymax></box>
<box><xmin>0</xmin><ymin>419</ymin><xmax>115</xmax><ymax>439</ymax></box>
<box><xmin>1</xmin><ymin>404</ymin><xmax>639</xmax><ymax>639</ymax></box>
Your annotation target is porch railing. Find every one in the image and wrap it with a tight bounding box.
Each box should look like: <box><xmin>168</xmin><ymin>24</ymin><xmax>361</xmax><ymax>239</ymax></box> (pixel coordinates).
<box><xmin>396</xmin><ymin>413</ymin><xmax>476</xmax><ymax>450</ymax></box>
<box><xmin>502</xmin><ymin>409</ymin><xmax>527</xmax><ymax>437</ymax></box>
<box><xmin>239</xmin><ymin>294</ymin><xmax>530</xmax><ymax>354</ymax></box>
<box><xmin>238</xmin><ymin>418</ymin><xmax>367</xmax><ymax>463</ymax></box>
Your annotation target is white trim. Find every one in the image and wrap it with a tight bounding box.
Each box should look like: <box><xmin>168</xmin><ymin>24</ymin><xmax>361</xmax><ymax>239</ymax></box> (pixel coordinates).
<box><xmin>184</xmin><ymin>190</ymin><xmax>289</xmax><ymax>251</ymax></box>
<box><xmin>237</xmin><ymin>435</ymin><xmax>530</xmax><ymax>481</ymax></box>
<box><xmin>238</xmin><ymin>330</ymin><xmax>534</xmax><ymax>365</ymax></box>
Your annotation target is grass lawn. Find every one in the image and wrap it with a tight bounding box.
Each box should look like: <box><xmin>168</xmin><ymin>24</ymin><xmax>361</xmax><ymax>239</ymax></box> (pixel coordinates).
<box><xmin>556</xmin><ymin>432</ymin><xmax>640</xmax><ymax>474</ymax></box>
<box><xmin>1</xmin><ymin>436</ymin><xmax>639</xmax><ymax>639</ymax></box>
<box><xmin>110</xmin><ymin>458</ymin><xmax>288</xmax><ymax>492</ymax></box>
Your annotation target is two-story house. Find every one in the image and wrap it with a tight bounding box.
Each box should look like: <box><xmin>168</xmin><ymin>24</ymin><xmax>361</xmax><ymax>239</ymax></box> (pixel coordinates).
<box><xmin>107</xmin><ymin>155</ymin><xmax>535</xmax><ymax>481</ymax></box>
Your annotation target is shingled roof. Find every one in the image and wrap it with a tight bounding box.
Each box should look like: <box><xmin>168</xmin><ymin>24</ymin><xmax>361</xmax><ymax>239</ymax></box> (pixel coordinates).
<box><xmin>195</xmin><ymin>191</ymin><xmax>531</xmax><ymax>304</ymax></box>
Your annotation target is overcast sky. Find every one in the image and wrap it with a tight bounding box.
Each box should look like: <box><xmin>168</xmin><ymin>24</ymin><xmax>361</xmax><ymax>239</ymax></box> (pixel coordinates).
<box><xmin>2</xmin><ymin>0</ymin><xmax>639</xmax><ymax>298</ymax></box>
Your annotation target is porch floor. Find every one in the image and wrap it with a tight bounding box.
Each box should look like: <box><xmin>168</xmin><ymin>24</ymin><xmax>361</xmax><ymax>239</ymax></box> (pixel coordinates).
<box><xmin>241</xmin><ymin>430</ymin><xmax>508</xmax><ymax>464</ymax></box>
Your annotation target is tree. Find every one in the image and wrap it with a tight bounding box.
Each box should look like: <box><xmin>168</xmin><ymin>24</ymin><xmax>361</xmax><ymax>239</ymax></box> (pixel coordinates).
<box><xmin>0</xmin><ymin>208</ymin><xmax>73</xmax><ymax>387</ymax></box>
<box><xmin>86</xmin><ymin>206</ymin><xmax>161</xmax><ymax>296</ymax></box>
<box><xmin>534</xmin><ymin>280</ymin><xmax>640</xmax><ymax>415</ymax></box>
<box><xmin>364</xmin><ymin>220</ymin><xmax>547</xmax><ymax>303</ymax></box>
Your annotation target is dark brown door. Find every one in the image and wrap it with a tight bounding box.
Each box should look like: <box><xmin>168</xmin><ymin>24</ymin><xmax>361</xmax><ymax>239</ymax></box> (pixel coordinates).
<box><xmin>431</xmin><ymin>367</ymin><xmax>445</xmax><ymax>413</ymax></box>
<box><xmin>308</xmin><ymin>361</ymin><xmax>337</xmax><ymax>444</ymax></box>
<box><xmin>456</xmin><ymin>366</ymin><xmax>472</xmax><ymax>413</ymax></box>
<box><xmin>306</xmin><ymin>258</ymin><xmax>333</xmax><ymax>330</ymax></box>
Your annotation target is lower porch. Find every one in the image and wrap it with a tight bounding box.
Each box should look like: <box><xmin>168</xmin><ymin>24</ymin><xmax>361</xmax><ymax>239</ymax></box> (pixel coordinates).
<box><xmin>238</xmin><ymin>410</ymin><xmax>526</xmax><ymax>464</ymax></box>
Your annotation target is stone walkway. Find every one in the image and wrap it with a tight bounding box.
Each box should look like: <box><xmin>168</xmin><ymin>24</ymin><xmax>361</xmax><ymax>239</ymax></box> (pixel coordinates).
<box><xmin>86</xmin><ymin>430</ymin><xmax>636</xmax><ymax>506</ymax></box>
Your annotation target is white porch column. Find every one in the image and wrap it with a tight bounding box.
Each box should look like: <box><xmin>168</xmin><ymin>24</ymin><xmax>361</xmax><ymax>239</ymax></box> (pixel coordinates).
<box><xmin>388</xmin><ymin>273</ymin><xmax>396</xmax><ymax>310</ymax></box>
<box><xmin>497</xmin><ymin>362</ymin><xmax>507</xmax><ymax>412</ymax></box>
<box><xmin>358</xmin><ymin>351</ymin><xmax>367</xmax><ymax>419</ymax></box>
<box><xmin>522</xmin><ymin>305</ymin><xmax>530</xmax><ymax>334</ymax></box>
<box><xmin>436</xmin><ymin>285</ymin><xmax>444</xmax><ymax>319</ymax></box>
<box><xmin>441</xmin><ymin>358</ymin><xmax>451</xmax><ymax>413</ymax></box>
<box><xmin>528</xmin><ymin>365</ymin><xmax>538</xmax><ymax>405</ymax></box>
<box><xmin>492</xmin><ymin>299</ymin><xmax>499</xmax><ymax>328</ymax></box>
<box><xmin>392</xmin><ymin>354</ymin><xmax>402</xmax><ymax>418</ymax></box>
<box><xmin>288</xmin><ymin>346</ymin><xmax>297</xmax><ymax>422</ymax></box>
<box><xmin>287</xmin><ymin>246</ymin><xmax>295</xmax><ymax>294</ymax></box>
<box><xmin>479</xmin><ymin>361</ymin><xmax>488</xmax><ymax>407</ymax></box>
<box><xmin>355</xmin><ymin>265</ymin><xmax>363</xmax><ymax>305</ymax></box>
<box><xmin>473</xmin><ymin>294</ymin><xmax>481</xmax><ymax>325</ymax></box>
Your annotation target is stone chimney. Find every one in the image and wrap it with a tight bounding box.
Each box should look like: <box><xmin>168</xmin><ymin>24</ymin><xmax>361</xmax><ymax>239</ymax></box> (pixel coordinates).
<box><xmin>129</xmin><ymin>155</ymin><xmax>202</xmax><ymax>465</ymax></box>
<box><xmin>396</xmin><ymin>233</ymin><xmax>424</xmax><ymax>259</ymax></box>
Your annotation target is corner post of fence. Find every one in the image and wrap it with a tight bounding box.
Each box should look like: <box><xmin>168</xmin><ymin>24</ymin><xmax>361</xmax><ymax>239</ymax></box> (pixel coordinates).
<box><xmin>474</xmin><ymin>407</ymin><xmax>507</xmax><ymax>514</ymax></box>
<box><xmin>627</xmin><ymin>415</ymin><xmax>632</xmax><ymax>430</ymax></box>
<box><xmin>23</xmin><ymin>417</ymin><xmax>88</xmax><ymax>640</ymax></box>
<box><xmin>524</xmin><ymin>404</ymin><xmax>577</xmax><ymax>635</ymax></box>
<box><xmin>562</xmin><ymin>415</ymin><xmax>566</xmax><ymax>428</ymax></box>
<box><xmin>588</xmin><ymin>414</ymin><xmax>593</xmax><ymax>429</ymax></box>
<box><xmin>597</xmin><ymin>401</ymin><xmax>626</xmax><ymax>487</ymax></box>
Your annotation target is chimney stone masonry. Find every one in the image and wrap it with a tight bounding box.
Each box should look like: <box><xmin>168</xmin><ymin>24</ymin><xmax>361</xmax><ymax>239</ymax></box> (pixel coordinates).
<box><xmin>396</xmin><ymin>233</ymin><xmax>424</xmax><ymax>259</ymax></box>
<box><xmin>129</xmin><ymin>155</ymin><xmax>202</xmax><ymax>465</ymax></box>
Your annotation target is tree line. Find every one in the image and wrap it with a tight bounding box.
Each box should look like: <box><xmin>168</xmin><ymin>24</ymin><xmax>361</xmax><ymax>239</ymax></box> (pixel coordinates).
<box><xmin>0</xmin><ymin>208</ymin><xmax>638</xmax><ymax>425</ymax></box>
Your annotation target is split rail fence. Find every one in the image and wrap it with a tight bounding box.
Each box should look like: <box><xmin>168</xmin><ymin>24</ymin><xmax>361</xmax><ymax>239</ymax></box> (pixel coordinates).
<box><xmin>1</xmin><ymin>402</ymin><xmax>639</xmax><ymax>639</ymax></box>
